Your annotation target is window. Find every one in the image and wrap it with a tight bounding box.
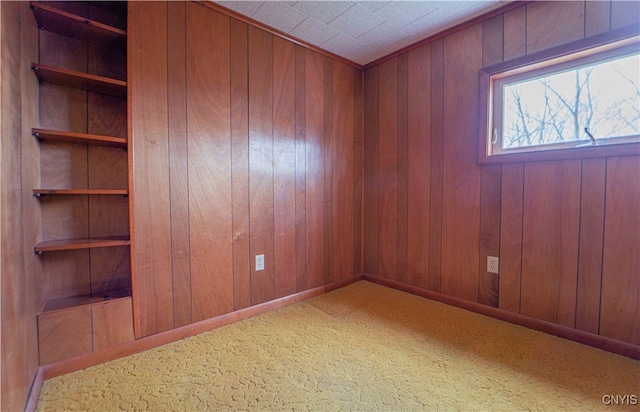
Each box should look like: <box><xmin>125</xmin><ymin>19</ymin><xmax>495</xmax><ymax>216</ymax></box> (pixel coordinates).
<box><xmin>479</xmin><ymin>27</ymin><xmax>640</xmax><ymax>163</ymax></box>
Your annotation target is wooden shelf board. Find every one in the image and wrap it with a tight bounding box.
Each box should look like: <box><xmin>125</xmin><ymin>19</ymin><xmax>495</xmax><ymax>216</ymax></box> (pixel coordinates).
<box><xmin>30</xmin><ymin>2</ymin><xmax>126</xmax><ymax>46</ymax></box>
<box><xmin>33</xmin><ymin>189</ymin><xmax>128</xmax><ymax>196</ymax></box>
<box><xmin>34</xmin><ymin>236</ymin><xmax>130</xmax><ymax>253</ymax></box>
<box><xmin>33</xmin><ymin>128</ymin><xmax>127</xmax><ymax>148</ymax></box>
<box><xmin>41</xmin><ymin>288</ymin><xmax>131</xmax><ymax>314</ymax></box>
<box><xmin>32</xmin><ymin>63</ymin><xmax>127</xmax><ymax>97</ymax></box>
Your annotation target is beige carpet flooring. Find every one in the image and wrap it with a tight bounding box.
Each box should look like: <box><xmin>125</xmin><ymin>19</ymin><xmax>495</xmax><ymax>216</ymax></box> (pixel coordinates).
<box><xmin>37</xmin><ymin>281</ymin><xmax>639</xmax><ymax>411</ymax></box>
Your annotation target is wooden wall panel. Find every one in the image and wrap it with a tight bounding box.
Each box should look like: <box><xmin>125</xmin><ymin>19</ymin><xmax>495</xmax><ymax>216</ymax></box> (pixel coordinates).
<box><xmin>305</xmin><ymin>50</ymin><xmax>325</xmax><ymax>289</ymax></box>
<box><xmin>428</xmin><ymin>39</ymin><xmax>444</xmax><ymax>293</ymax></box>
<box><xmin>363</xmin><ymin>66</ymin><xmax>379</xmax><ymax>276</ymax></box>
<box><xmin>248</xmin><ymin>26</ymin><xmax>275</xmax><ymax>305</ymax></box>
<box><xmin>167</xmin><ymin>1</ymin><xmax>192</xmax><ymax>327</ymax></box>
<box><xmin>521</xmin><ymin>161</ymin><xmax>580</xmax><ymax>327</ymax></box>
<box><xmin>396</xmin><ymin>54</ymin><xmax>408</xmax><ymax>284</ymax></box>
<box><xmin>526</xmin><ymin>1</ymin><xmax>584</xmax><ymax>54</ymax></box>
<box><xmin>499</xmin><ymin>164</ymin><xmax>524</xmax><ymax>313</ymax></box>
<box><xmin>231</xmin><ymin>19</ymin><xmax>250</xmax><ymax>310</ymax></box>
<box><xmin>187</xmin><ymin>4</ymin><xmax>233</xmax><ymax>321</ymax></box>
<box><xmin>294</xmin><ymin>45</ymin><xmax>307</xmax><ymax>291</ymax></box>
<box><xmin>378</xmin><ymin>58</ymin><xmax>398</xmax><ymax>280</ymax></box>
<box><xmin>323</xmin><ymin>57</ymin><xmax>333</xmax><ymax>286</ymax></box>
<box><xmin>440</xmin><ymin>25</ymin><xmax>482</xmax><ymax>302</ymax></box>
<box><xmin>353</xmin><ymin>69</ymin><xmax>364</xmax><ymax>276</ymax></box>
<box><xmin>576</xmin><ymin>158</ymin><xmax>605</xmax><ymax>334</ymax></box>
<box><xmin>331</xmin><ymin>62</ymin><xmax>355</xmax><ymax>282</ymax></box>
<box><xmin>1</xmin><ymin>2</ymin><xmax>41</xmax><ymax>409</ymax></box>
<box><xmin>600</xmin><ymin>157</ymin><xmax>640</xmax><ymax>345</ymax></box>
<box><xmin>406</xmin><ymin>44</ymin><xmax>430</xmax><ymax>290</ymax></box>
<box><xmin>129</xmin><ymin>1</ymin><xmax>173</xmax><ymax>337</ymax></box>
<box><xmin>611</xmin><ymin>1</ymin><xmax>640</xmax><ymax>29</ymax></box>
<box><xmin>503</xmin><ymin>7</ymin><xmax>526</xmax><ymax>60</ymax></box>
<box><xmin>273</xmin><ymin>36</ymin><xmax>296</xmax><ymax>298</ymax></box>
<box><xmin>585</xmin><ymin>1</ymin><xmax>610</xmax><ymax>36</ymax></box>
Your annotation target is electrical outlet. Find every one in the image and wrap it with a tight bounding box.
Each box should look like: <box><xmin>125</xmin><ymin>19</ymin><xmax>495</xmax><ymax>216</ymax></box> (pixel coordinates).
<box><xmin>487</xmin><ymin>256</ymin><xmax>499</xmax><ymax>274</ymax></box>
<box><xmin>255</xmin><ymin>254</ymin><xmax>265</xmax><ymax>271</ymax></box>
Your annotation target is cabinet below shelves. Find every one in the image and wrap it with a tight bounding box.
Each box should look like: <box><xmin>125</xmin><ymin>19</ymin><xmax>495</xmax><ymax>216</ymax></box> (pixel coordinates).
<box><xmin>34</xmin><ymin>236</ymin><xmax>130</xmax><ymax>253</ymax></box>
<box><xmin>32</xmin><ymin>63</ymin><xmax>126</xmax><ymax>97</ymax></box>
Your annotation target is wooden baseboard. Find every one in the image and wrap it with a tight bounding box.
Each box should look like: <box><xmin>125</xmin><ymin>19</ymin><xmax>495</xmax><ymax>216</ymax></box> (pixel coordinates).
<box><xmin>363</xmin><ymin>274</ymin><xmax>640</xmax><ymax>360</ymax></box>
<box><xmin>24</xmin><ymin>367</ymin><xmax>44</xmax><ymax>412</ymax></box>
<box><xmin>38</xmin><ymin>275</ymin><xmax>364</xmax><ymax>383</ymax></box>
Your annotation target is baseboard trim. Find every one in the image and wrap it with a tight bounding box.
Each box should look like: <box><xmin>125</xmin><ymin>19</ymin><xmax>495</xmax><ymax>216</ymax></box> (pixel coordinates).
<box><xmin>363</xmin><ymin>274</ymin><xmax>640</xmax><ymax>360</ymax></box>
<box><xmin>39</xmin><ymin>275</ymin><xmax>364</xmax><ymax>383</ymax></box>
<box><xmin>24</xmin><ymin>367</ymin><xmax>44</xmax><ymax>412</ymax></box>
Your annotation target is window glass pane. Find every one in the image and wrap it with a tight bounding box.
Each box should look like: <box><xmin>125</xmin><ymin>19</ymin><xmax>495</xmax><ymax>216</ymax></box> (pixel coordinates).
<box><xmin>501</xmin><ymin>52</ymin><xmax>640</xmax><ymax>150</ymax></box>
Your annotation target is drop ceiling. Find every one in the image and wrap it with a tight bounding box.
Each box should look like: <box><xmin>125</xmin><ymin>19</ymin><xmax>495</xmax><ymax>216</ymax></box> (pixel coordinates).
<box><xmin>214</xmin><ymin>1</ymin><xmax>508</xmax><ymax>65</ymax></box>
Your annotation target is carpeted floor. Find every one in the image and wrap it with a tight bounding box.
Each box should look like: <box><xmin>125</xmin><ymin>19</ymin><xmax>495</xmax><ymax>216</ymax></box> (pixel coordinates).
<box><xmin>37</xmin><ymin>281</ymin><xmax>639</xmax><ymax>411</ymax></box>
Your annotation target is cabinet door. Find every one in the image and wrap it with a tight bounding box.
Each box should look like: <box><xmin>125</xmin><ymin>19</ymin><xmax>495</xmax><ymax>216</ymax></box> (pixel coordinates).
<box><xmin>92</xmin><ymin>298</ymin><xmax>134</xmax><ymax>351</ymax></box>
<box><xmin>38</xmin><ymin>307</ymin><xmax>92</xmax><ymax>365</ymax></box>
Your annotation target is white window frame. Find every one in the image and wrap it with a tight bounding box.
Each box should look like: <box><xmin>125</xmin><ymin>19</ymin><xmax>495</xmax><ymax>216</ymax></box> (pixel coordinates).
<box><xmin>478</xmin><ymin>25</ymin><xmax>640</xmax><ymax>164</ymax></box>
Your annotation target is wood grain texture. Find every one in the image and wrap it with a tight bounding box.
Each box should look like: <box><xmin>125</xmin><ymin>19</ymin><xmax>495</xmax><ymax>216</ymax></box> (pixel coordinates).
<box><xmin>273</xmin><ymin>36</ymin><xmax>297</xmax><ymax>298</ymax></box>
<box><xmin>323</xmin><ymin>57</ymin><xmax>333</xmax><ymax>286</ymax></box>
<box><xmin>396</xmin><ymin>54</ymin><xmax>408</xmax><ymax>284</ymax></box>
<box><xmin>441</xmin><ymin>25</ymin><xmax>482</xmax><ymax>302</ymax></box>
<box><xmin>353</xmin><ymin>69</ymin><xmax>364</xmax><ymax>276</ymax></box>
<box><xmin>600</xmin><ymin>157</ymin><xmax>640</xmax><ymax>345</ymax></box>
<box><xmin>331</xmin><ymin>61</ymin><xmax>355</xmax><ymax>282</ymax></box>
<box><xmin>248</xmin><ymin>26</ymin><xmax>275</xmax><ymax>305</ymax></box>
<box><xmin>611</xmin><ymin>0</ymin><xmax>640</xmax><ymax>29</ymax></box>
<box><xmin>231</xmin><ymin>19</ymin><xmax>250</xmax><ymax>310</ymax></box>
<box><xmin>406</xmin><ymin>44</ymin><xmax>430</xmax><ymax>290</ymax></box>
<box><xmin>482</xmin><ymin>14</ymin><xmax>504</xmax><ymax>67</ymax></box>
<box><xmin>521</xmin><ymin>161</ymin><xmax>580</xmax><ymax>327</ymax></box>
<box><xmin>187</xmin><ymin>3</ymin><xmax>233</xmax><ymax>321</ymax></box>
<box><xmin>305</xmin><ymin>50</ymin><xmax>325</xmax><ymax>289</ymax></box>
<box><xmin>498</xmin><ymin>165</ymin><xmax>523</xmax><ymax>313</ymax></box>
<box><xmin>575</xmin><ymin>158</ymin><xmax>605</xmax><ymax>334</ymax></box>
<box><xmin>478</xmin><ymin>14</ymin><xmax>504</xmax><ymax>308</ymax></box>
<box><xmin>129</xmin><ymin>1</ymin><xmax>174</xmax><ymax>337</ymax></box>
<box><xmin>1</xmin><ymin>3</ymin><xmax>40</xmax><ymax>409</ymax></box>
<box><xmin>585</xmin><ymin>0</ymin><xmax>610</xmax><ymax>36</ymax></box>
<box><xmin>378</xmin><ymin>57</ymin><xmax>398</xmax><ymax>280</ymax></box>
<box><xmin>91</xmin><ymin>298</ymin><xmax>134</xmax><ymax>351</ymax></box>
<box><xmin>38</xmin><ymin>307</ymin><xmax>92</xmax><ymax>365</ymax></box>
<box><xmin>363</xmin><ymin>65</ymin><xmax>379</xmax><ymax>276</ymax></box>
<box><xmin>526</xmin><ymin>1</ymin><xmax>584</xmax><ymax>54</ymax></box>
<box><xmin>294</xmin><ymin>45</ymin><xmax>307</xmax><ymax>292</ymax></box>
<box><xmin>503</xmin><ymin>7</ymin><xmax>526</xmax><ymax>60</ymax></box>
<box><xmin>478</xmin><ymin>165</ymin><xmax>501</xmax><ymax>307</ymax></box>
<box><xmin>167</xmin><ymin>1</ymin><xmax>192</xmax><ymax>327</ymax></box>
<box><xmin>428</xmin><ymin>39</ymin><xmax>444</xmax><ymax>292</ymax></box>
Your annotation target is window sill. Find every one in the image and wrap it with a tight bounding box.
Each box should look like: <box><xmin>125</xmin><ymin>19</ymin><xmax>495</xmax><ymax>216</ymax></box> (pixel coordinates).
<box><xmin>478</xmin><ymin>142</ymin><xmax>640</xmax><ymax>164</ymax></box>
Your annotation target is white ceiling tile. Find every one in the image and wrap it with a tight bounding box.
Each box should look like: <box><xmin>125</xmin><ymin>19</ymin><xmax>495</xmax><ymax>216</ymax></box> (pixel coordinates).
<box><xmin>217</xmin><ymin>1</ymin><xmax>265</xmax><ymax>17</ymax></box>
<box><xmin>321</xmin><ymin>32</ymin><xmax>366</xmax><ymax>57</ymax></box>
<box><xmin>360</xmin><ymin>1</ymin><xmax>390</xmax><ymax>13</ymax></box>
<box><xmin>327</xmin><ymin>3</ymin><xmax>384</xmax><ymax>38</ymax></box>
<box><xmin>252</xmin><ymin>1</ymin><xmax>307</xmax><ymax>33</ymax></box>
<box><xmin>356</xmin><ymin>21</ymin><xmax>407</xmax><ymax>48</ymax></box>
<box><xmin>374</xmin><ymin>1</ymin><xmax>437</xmax><ymax>28</ymax></box>
<box><xmin>292</xmin><ymin>1</ymin><xmax>356</xmax><ymax>24</ymax></box>
<box><xmin>290</xmin><ymin>17</ymin><xmax>340</xmax><ymax>45</ymax></box>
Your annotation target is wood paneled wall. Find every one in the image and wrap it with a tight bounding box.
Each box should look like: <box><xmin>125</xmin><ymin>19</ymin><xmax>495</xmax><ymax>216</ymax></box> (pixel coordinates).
<box><xmin>364</xmin><ymin>0</ymin><xmax>640</xmax><ymax>346</ymax></box>
<box><xmin>130</xmin><ymin>2</ymin><xmax>363</xmax><ymax>338</ymax></box>
<box><xmin>1</xmin><ymin>2</ymin><xmax>41</xmax><ymax>410</ymax></box>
